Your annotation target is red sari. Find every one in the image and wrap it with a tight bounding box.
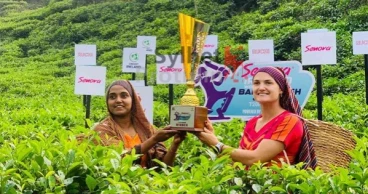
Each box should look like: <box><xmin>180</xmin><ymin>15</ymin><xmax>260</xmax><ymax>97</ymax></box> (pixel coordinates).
<box><xmin>239</xmin><ymin>111</ymin><xmax>303</xmax><ymax>167</ymax></box>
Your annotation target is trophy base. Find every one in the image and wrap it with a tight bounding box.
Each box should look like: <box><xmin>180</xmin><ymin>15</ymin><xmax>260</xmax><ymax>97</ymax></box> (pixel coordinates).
<box><xmin>170</xmin><ymin>105</ymin><xmax>208</xmax><ymax>131</ymax></box>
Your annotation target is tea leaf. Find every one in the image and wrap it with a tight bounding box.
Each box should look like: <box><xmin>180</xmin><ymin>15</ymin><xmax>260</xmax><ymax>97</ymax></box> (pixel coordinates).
<box><xmin>86</xmin><ymin>175</ymin><xmax>98</xmax><ymax>192</ymax></box>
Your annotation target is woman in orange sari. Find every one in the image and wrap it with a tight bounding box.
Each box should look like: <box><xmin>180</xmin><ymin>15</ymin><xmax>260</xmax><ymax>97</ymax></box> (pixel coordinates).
<box><xmin>196</xmin><ymin>66</ymin><xmax>316</xmax><ymax>169</ymax></box>
<box><xmin>94</xmin><ymin>80</ymin><xmax>186</xmax><ymax>168</ymax></box>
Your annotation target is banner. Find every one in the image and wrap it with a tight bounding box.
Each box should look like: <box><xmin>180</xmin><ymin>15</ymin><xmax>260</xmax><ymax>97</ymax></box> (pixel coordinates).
<box><xmin>248</xmin><ymin>40</ymin><xmax>274</xmax><ymax>62</ymax></box>
<box><xmin>156</xmin><ymin>55</ymin><xmax>186</xmax><ymax>84</ymax></box>
<box><xmin>137</xmin><ymin>36</ymin><xmax>156</xmax><ymax>55</ymax></box>
<box><xmin>353</xmin><ymin>31</ymin><xmax>368</xmax><ymax>55</ymax></box>
<box><xmin>75</xmin><ymin>44</ymin><xmax>96</xmax><ymax>66</ymax></box>
<box><xmin>195</xmin><ymin>59</ymin><xmax>315</xmax><ymax>122</ymax></box>
<box><xmin>74</xmin><ymin>66</ymin><xmax>106</xmax><ymax>96</ymax></box>
<box><xmin>134</xmin><ymin>86</ymin><xmax>154</xmax><ymax>124</ymax></box>
<box><xmin>122</xmin><ymin>48</ymin><xmax>146</xmax><ymax>73</ymax></box>
<box><xmin>301</xmin><ymin>31</ymin><xmax>337</xmax><ymax>65</ymax></box>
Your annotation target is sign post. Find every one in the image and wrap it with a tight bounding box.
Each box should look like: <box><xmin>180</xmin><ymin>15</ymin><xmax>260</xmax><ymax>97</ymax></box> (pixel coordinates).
<box><xmin>203</xmin><ymin>35</ymin><xmax>218</xmax><ymax>58</ymax></box>
<box><xmin>352</xmin><ymin>31</ymin><xmax>368</xmax><ymax>104</ymax></box>
<box><xmin>301</xmin><ymin>30</ymin><xmax>337</xmax><ymax>121</ymax></box>
<box><xmin>156</xmin><ymin>55</ymin><xmax>186</xmax><ymax>113</ymax></box>
<box><xmin>129</xmin><ymin>80</ymin><xmax>153</xmax><ymax>123</ymax></box>
<box><xmin>75</xmin><ymin>44</ymin><xmax>97</xmax><ymax>66</ymax></box>
<box><xmin>83</xmin><ymin>95</ymin><xmax>91</xmax><ymax>126</ymax></box>
<box><xmin>134</xmin><ymin>86</ymin><xmax>154</xmax><ymax>124</ymax></box>
<box><xmin>137</xmin><ymin>36</ymin><xmax>156</xmax><ymax>86</ymax></box>
<box><xmin>366</xmin><ymin>54</ymin><xmax>368</xmax><ymax>104</ymax></box>
<box><xmin>248</xmin><ymin>39</ymin><xmax>274</xmax><ymax>62</ymax></box>
<box><xmin>74</xmin><ymin>65</ymin><xmax>106</xmax><ymax>127</ymax></box>
<box><xmin>316</xmin><ymin>66</ymin><xmax>322</xmax><ymax>120</ymax></box>
<box><xmin>122</xmin><ymin>47</ymin><xmax>146</xmax><ymax>84</ymax></box>
<box><xmin>74</xmin><ymin>44</ymin><xmax>98</xmax><ymax>127</ymax></box>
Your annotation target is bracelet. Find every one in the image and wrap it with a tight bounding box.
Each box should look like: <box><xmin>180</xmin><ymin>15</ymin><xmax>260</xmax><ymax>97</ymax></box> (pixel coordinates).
<box><xmin>214</xmin><ymin>142</ymin><xmax>224</xmax><ymax>154</ymax></box>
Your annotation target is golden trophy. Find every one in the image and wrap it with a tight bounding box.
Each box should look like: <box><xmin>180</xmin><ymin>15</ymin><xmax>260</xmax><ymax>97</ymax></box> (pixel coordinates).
<box><xmin>169</xmin><ymin>13</ymin><xmax>210</xmax><ymax>131</ymax></box>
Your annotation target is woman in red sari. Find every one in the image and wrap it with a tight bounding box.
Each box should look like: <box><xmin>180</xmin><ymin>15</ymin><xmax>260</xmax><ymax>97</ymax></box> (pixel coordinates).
<box><xmin>196</xmin><ymin>66</ymin><xmax>316</xmax><ymax>169</ymax></box>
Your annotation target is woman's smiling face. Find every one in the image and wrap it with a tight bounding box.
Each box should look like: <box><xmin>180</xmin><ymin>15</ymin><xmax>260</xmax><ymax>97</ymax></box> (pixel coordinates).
<box><xmin>252</xmin><ymin>72</ymin><xmax>282</xmax><ymax>105</ymax></box>
<box><xmin>107</xmin><ymin>85</ymin><xmax>132</xmax><ymax>117</ymax></box>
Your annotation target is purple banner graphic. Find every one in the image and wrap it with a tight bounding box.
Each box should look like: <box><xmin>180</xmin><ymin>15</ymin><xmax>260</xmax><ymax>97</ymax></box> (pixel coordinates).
<box><xmin>195</xmin><ymin>59</ymin><xmax>315</xmax><ymax>122</ymax></box>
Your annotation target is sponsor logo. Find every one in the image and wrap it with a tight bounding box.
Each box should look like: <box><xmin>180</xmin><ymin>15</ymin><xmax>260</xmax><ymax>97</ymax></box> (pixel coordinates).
<box><xmin>78</xmin><ymin>77</ymin><xmax>101</xmax><ymax>83</ymax></box>
<box><xmin>129</xmin><ymin>52</ymin><xmax>139</xmax><ymax>62</ymax></box>
<box><xmin>304</xmin><ymin>45</ymin><xmax>332</xmax><ymax>52</ymax></box>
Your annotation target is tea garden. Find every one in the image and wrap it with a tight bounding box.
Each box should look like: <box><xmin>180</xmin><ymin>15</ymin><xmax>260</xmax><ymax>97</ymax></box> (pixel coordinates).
<box><xmin>0</xmin><ymin>0</ymin><xmax>367</xmax><ymax>193</ymax></box>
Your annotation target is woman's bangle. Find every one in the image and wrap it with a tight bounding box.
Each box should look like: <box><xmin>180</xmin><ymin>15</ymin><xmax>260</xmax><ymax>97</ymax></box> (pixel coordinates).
<box><xmin>214</xmin><ymin>142</ymin><xmax>224</xmax><ymax>154</ymax></box>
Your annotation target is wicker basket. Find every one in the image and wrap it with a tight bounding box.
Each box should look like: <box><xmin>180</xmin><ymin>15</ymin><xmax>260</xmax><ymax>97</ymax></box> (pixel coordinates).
<box><xmin>306</xmin><ymin>119</ymin><xmax>356</xmax><ymax>172</ymax></box>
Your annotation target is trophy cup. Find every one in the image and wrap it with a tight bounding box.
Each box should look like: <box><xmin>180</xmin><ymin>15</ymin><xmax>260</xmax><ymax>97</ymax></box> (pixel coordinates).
<box><xmin>169</xmin><ymin>13</ymin><xmax>210</xmax><ymax>131</ymax></box>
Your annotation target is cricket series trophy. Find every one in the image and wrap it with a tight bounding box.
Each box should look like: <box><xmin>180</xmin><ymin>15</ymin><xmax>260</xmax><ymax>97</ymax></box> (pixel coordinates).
<box><xmin>169</xmin><ymin>13</ymin><xmax>210</xmax><ymax>131</ymax></box>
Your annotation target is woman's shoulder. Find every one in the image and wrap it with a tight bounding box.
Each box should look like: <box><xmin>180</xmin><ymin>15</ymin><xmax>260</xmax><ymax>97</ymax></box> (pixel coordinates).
<box><xmin>282</xmin><ymin>111</ymin><xmax>303</xmax><ymax>122</ymax></box>
<box><xmin>94</xmin><ymin>117</ymin><xmax>113</xmax><ymax>130</ymax></box>
<box><xmin>273</xmin><ymin>111</ymin><xmax>304</xmax><ymax>132</ymax></box>
<box><xmin>97</xmin><ymin>117</ymin><xmax>111</xmax><ymax>125</ymax></box>
<box><xmin>280</xmin><ymin>112</ymin><xmax>304</xmax><ymax>134</ymax></box>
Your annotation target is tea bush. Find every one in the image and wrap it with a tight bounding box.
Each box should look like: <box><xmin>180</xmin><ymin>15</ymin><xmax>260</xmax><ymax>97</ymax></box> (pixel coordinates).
<box><xmin>0</xmin><ymin>0</ymin><xmax>367</xmax><ymax>193</ymax></box>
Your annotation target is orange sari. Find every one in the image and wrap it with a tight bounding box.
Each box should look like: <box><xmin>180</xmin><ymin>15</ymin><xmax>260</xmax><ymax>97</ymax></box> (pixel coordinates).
<box><xmin>239</xmin><ymin>111</ymin><xmax>303</xmax><ymax>166</ymax></box>
<box><xmin>94</xmin><ymin>116</ymin><xmax>166</xmax><ymax>168</ymax></box>
<box><xmin>94</xmin><ymin>80</ymin><xmax>167</xmax><ymax>168</ymax></box>
<box><xmin>122</xmin><ymin>132</ymin><xmax>148</xmax><ymax>167</ymax></box>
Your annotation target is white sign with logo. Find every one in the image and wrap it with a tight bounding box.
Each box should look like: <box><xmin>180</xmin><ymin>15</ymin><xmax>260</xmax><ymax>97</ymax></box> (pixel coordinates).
<box><xmin>203</xmin><ymin>35</ymin><xmax>218</xmax><ymax>56</ymax></box>
<box><xmin>137</xmin><ymin>36</ymin><xmax>156</xmax><ymax>55</ymax></box>
<box><xmin>134</xmin><ymin>86</ymin><xmax>153</xmax><ymax>124</ymax></box>
<box><xmin>75</xmin><ymin>44</ymin><xmax>97</xmax><ymax>66</ymax></box>
<box><xmin>353</xmin><ymin>31</ymin><xmax>368</xmax><ymax>55</ymax></box>
<box><xmin>74</xmin><ymin>66</ymin><xmax>106</xmax><ymax>96</ymax></box>
<box><xmin>122</xmin><ymin>48</ymin><xmax>146</xmax><ymax>73</ymax></box>
<box><xmin>156</xmin><ymin>55</ymin><xmax>186</xmax><ymax>84</ymax></box>
<box><xmin>301</xmin><ymin>31</ymin><xmax>337</xmax><ymax>65</ymax></box>
<box><xmin>248</xmin><ymin>40</ymin><xmax>274</xmax><ymax>62</ymax></box>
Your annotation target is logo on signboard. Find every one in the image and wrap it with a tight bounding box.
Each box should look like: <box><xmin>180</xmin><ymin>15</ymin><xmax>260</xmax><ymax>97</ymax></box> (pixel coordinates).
<box><xmin>356</xmin><ymin>40</ymin><xmax>368</xmax><ymax>45</ymax></box>
<box><xmin>78</xmin><ymin>52</ymin><xmax>93</xmax><ymax>57</ymax></box>
<box><xmin>304</xmin><ymin>45</ymin><xmax>331</xmax><ymax>52</ymax></box>
<box><xmin>301</xmin><ymin>31</ymin><xmax>336</xmax><ymax>65</ymax></box>
<box><xmin>129</xmin><ymin>52</ymin><xmax>139</xmax><ymax>62</ymax></box>
<box><xmin>143</xmin><ymin>39</ymin><xmax>150</xmax><ymax>47</ymax></box>
<box><xmin>204</xmin><ymin>44</ymin><xmax>215</xmax><ymax>48</ymax></box>
<box><xmin>195</xmin><ymin>59</ymin><xmax>315</xmax><ymax>122</ymax></box>
<box><xmin>252</xmin><ymin>49</ymin><xmax>270</xmax><ymax>54</ymax></box>
<box><xmin>353</xmin><ymin>31</ymin><xmax>368</xmax><ymax>55</ymax></box>
<box><xmin>159</xmin><ymin>66</ymin><xmax>183</xmax><ymax>72</ymax></box>
<box><xmin>173</xmin><ymin>112</ymin><xmax>191</xmax><ymax>121</ymax></box>
<box><xmin>75</xmin><ymin>44</ymin><xmax>97</xmax><ymax>66</ymax></box>
<box><xmin>74</xmin><ymin>66</ymin><xmax>106</xmax><ymax>96</ymax></box>
<box><xmin>78</xmin><ymin>77</ymin><xmax>102</xmax><ymax>83</ymax></box>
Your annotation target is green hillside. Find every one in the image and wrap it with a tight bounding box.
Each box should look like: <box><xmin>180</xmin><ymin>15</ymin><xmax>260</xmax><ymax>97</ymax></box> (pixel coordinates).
<box><xmin>1</xmin><ymin>0</ymin><xmax>368</xmax><ymax>193</ymax></box>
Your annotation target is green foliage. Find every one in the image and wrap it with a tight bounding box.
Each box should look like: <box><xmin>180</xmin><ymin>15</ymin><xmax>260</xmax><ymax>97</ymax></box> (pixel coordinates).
<box><xmin>0</xmin><ymin>0</ymin><xmax>27</xmax><ymax>16</ymax></box>
<box><xmin>0</xmin><ymin>0</ymin><xmax>368</xmax><ymax>193</ymax></box>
